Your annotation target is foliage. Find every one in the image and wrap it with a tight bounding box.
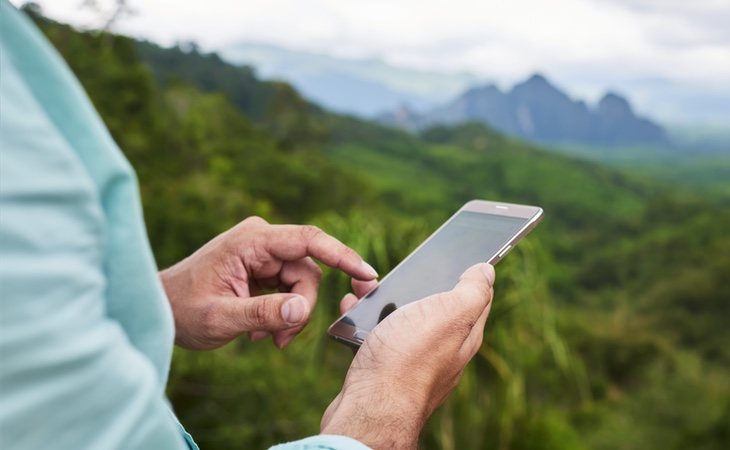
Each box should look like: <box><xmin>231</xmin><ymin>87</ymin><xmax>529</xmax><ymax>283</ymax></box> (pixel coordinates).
<box><xmin>28</xmin><ymin>8</ymin><xmax>730</xmax><ymax>450</ymax></box>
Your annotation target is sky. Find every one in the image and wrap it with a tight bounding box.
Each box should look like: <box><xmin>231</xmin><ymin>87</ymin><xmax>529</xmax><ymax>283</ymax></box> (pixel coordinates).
<box><xmin>14</xmin><ymin>0</ymin><xmax>730</xmax><ymax>124</ymax></box>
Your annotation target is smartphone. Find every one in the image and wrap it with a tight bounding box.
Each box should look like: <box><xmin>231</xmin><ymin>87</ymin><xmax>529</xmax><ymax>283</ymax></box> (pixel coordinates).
<box><xmin>328</xmin><ymin>199</ymin><xmax>543</xmax><ymax>348</ymax></box>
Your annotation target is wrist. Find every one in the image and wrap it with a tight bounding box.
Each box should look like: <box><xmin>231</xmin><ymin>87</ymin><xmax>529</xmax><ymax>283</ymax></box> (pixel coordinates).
<box><xmin>321</xmin><ymin>383</ymin><xmax>427</xmax><ymax>449</ymax></box>
<box><xmin>158</xmin><ymin>262</ymin><xmax>194</xmax><ymax>347</ymax></box>
<box><xmin>159</xmin><ymin>262</ymin><xmax>187</xmax><ymax>300</ymax></box>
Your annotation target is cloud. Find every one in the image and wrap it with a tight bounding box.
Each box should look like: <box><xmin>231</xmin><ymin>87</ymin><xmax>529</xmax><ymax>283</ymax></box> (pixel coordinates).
<box><xmin>15</xmin><ymin>0</ymin><xmax>730</xmax><ymax>122</ymax></box>
<box><xmin>602</xmin><ymin>0</ymin><xmax>730</xmax><ymax>43</ymax></box>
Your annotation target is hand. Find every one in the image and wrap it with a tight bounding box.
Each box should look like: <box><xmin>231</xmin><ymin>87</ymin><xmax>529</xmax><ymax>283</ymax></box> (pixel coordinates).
<box><xmin>321</xmin><ymin>263</ymin><xmax>495</xmax><ymax>449</ymax></box>
<box><xmin>160</xmin><ymin>216</ymin><xmax>378</xmax><ymax>350</ymax></box>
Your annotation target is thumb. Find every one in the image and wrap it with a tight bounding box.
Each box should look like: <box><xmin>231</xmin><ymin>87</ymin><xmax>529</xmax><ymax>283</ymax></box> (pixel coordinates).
<box><xmin>447</xmin><ymin>263</ymin><xmax>495</xmax><ymax>316</ymax></box>
<box><xmin>459</xmin><ymin>262</ymin><xmax>495</xmax><ymax>286</ymax></box>
<box><xmin>220</xmin><ymin>293</ymin><xmax>311</xmax><ymax>333</ymax></box>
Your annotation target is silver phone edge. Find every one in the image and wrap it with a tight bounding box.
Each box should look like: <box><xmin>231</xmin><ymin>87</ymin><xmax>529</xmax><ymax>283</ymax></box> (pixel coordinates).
<box><xmin>327</xmin><ymin>200</ymin><xmax>544</xmax><ymax>347</ymax></box>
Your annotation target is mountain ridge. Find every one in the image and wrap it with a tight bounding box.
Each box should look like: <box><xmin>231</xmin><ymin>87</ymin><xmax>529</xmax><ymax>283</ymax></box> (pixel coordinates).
<box><xmin>221</xmin><ymin>42</ymin><xmax>730</xmax><ymax>127</ymax></box>
<box><xmin>379</xmin><ymin>73</ymin><xmax>668</xmax><ymax>147</ymax></box>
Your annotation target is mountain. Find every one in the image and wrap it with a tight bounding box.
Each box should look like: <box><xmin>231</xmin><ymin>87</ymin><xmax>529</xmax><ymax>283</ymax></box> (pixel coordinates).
<box><xmin>219</xmin><ymin>43</ymin><xmax>730</xmax><ymax>129</ymax></box>
<box><xmin>382</xmin><ymin>74</ymin><xmax>668</xmax><ymax>147</ymax></box>
<box><xmin>220</xmin><ymin>42</ymin><xmax>477</xmax><ymax>117</ymax></box>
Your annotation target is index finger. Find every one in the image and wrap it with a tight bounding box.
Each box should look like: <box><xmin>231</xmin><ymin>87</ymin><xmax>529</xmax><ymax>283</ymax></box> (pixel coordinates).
<box><xmin>263</xmin><ymin>224</ymin><xmax>378</xmax><ymax>281</ymax></box>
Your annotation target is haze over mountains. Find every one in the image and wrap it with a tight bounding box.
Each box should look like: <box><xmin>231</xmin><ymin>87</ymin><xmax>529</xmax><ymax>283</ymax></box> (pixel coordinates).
<box><xmin>221</xmin><ymin>42</ymin><xmax>475</xmax><ymax>117</ymax></box>
<box><xmin>380</xmin><ymin>74</ymin><xmax>667</xmax><ymax>147</ymax></box>
<box><xmin>221</xmin><ymin>41</ymin><xmax>730</xmax><ymax>128</ymax></box>
<box><xmin>219</xmin><ymin>42</ymin><xmax>717</xmax><ymax>148</ymax></box>
<box><xmin>223</xmin><ymin>45</ymin><xmax>667</xmax><ymax>147</ymax></box>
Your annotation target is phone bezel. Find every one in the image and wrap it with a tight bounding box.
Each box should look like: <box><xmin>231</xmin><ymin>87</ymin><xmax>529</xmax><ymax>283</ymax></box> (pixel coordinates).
<box><xmin>327</xmin><ymin>199</ymin><xmax>544</xmax><ymax>348</ymax></box>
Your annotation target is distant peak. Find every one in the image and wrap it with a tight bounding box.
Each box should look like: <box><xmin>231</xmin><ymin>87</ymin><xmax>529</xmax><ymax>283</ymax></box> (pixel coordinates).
<box><xmin>598</xmin><ymin>91</ymin><xmax>633</xmax><ymax>115</ymax></box>
<box><xmin>526</xmin><ymin>73</ymin><xmax>549</xmax><ymax>85</ymax></box>
<box><xmin>512</xmin><ymin>72</ymin><xmax>561</xmax><ymax>96</ymax></box>
<box><xmin>600</xmin><ymin>91</ymin><xmax>629</xmax><ymax>104</ymax></box>
<box><xmin>514</xmin><ymin>73</ymin><xmax>557</xmax><ymax>90</ymax></box>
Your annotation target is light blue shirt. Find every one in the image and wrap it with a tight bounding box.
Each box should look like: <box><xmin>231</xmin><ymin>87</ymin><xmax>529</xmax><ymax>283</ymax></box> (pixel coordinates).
<box><xmin>0</xmin><ymin>3</ymin><xmax>368</xmax><ymax>449</ymax></box>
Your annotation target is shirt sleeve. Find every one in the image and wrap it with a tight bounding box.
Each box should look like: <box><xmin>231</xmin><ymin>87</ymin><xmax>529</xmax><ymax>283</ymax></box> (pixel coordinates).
<box><xmin>0</xmin><ymin>24</ymin><xmax>190</xmax><ymax>450</ymax></box>
<box><xmin>269</xmin><ymin>435</ymin><xmax>372</xmax><ymax>450</ymax></box>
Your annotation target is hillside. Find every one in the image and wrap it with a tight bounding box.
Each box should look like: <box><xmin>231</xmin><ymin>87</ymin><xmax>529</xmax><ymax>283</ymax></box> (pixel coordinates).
<box><xmin>27</xmin><ymin>7</ymin><xmax>730</xmax><ymax>450</ymax></box>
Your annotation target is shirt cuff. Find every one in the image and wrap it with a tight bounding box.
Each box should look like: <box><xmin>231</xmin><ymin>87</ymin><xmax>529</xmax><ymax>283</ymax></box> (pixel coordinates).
<box><xmin>269</xmin><ymin>434</ymin><xmax>371</xmax><ymax>450</ymax></box>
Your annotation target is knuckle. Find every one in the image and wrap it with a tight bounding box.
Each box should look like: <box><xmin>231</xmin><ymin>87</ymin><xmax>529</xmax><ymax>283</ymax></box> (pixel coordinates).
<box><xmin>331</xmin><ymin>244</ymin><xmax>357</xmax><ymax>270</ymax></box>
<box><xmin>300</xmin><ymin>225</ymin><xmax>325</xmax><ymax>244</ymax></box>
<box><xmin>341</xmin><ymin>246</ymin><xmax>359</xmax><ymax>262</ymax></box>
<box><xmin>241</xmin><ymin>216</ymin><xmax>268</xmax><ymax>228</ymax></box>
<box><xmin>249</xmin><ymin>300</ymin><xmax>272</xmax><ymax>328</ymax></box>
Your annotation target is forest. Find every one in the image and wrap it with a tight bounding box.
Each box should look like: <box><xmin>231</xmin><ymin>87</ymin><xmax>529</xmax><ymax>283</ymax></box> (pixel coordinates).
<box><xmin>27</xmin><ymin>7</ymin><xmax>730</xmax><ymax>450</ymax></box>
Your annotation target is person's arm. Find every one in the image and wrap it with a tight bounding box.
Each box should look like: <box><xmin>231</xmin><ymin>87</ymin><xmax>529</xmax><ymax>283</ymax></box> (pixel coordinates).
<box><xmin>0</xmin><ymin>34</ymin><xmax>189</xmax><ymax>450</ymax></box>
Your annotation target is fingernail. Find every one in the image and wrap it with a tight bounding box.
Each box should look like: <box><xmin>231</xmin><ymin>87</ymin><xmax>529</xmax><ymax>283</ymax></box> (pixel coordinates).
<box><xmin>482</xmin><ymin>264</ymin><xmax>496</xmax><ymax>285</ymax></box>
<box><xmin>281</xmin><ymin>295</ymin><xmax>307</xmax><ymax>324</ymax></box>
<box><xmin>361</xmin><ymin>260</ymin><xmax>378</xmax><ymax>278</ymax></box>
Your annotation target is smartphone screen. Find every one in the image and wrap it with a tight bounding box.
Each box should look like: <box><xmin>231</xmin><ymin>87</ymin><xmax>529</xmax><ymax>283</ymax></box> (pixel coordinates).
<box><xmin>333</xmin><ymin>209</ymin><xmax>538</xmax><ymax>338</ymax></box>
